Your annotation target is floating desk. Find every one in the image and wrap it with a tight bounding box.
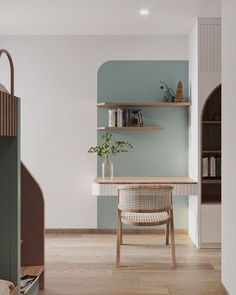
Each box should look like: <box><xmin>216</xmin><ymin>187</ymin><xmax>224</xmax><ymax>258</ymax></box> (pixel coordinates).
<box><xmin>93</xmin><ymin>176</ymin><xmax>200</xmax><ymax>248</ymax></box>
<box><xmin>92</xmin><ymin>177</ymin><xmax>198</xmax><ymax>196</ymax></box>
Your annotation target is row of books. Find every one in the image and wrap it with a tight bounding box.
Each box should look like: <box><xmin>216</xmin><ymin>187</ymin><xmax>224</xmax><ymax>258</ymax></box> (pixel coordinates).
<box><xmin>108</xmin><ymin>109</ymin><xmax>143</xmax><ymax>127</ymax></box>
<box><xmin>202</xmin><ymin>156</ymin><xmax>221</xmax><ymax>178</ymax></box>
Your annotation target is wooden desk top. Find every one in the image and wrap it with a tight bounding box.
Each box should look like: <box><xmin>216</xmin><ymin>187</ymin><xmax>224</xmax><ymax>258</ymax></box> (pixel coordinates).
<box><xmin>93</xmin><ymin>176</ymin><xmax>197</xmax><ymax>184</ymax></box>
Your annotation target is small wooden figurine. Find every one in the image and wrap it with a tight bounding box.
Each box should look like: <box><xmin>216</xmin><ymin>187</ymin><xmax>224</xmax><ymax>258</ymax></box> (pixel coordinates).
<box><xmin>175</xmin><ymin>81</ymin><xmax>184</xmax><ymax>103</ymax></box>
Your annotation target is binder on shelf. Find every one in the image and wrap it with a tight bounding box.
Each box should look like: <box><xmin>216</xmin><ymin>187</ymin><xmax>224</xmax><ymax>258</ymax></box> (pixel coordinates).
<box><xmin>202</xmin><ymin>158</ymin><xmax>209</xmax><ymax>178</ymax></box>
<box><xmin>108</xmin><ymin>109</ymin><xmax>117</xmax><ymax>127</ymax></box>
<box><xmin>122</xmin><ymin>109</ymin><xmax>127</xmax><ymax>127</ymax></box>
<box><xmin>216</xmin><ymin>157</ymin><xmax>221</xmax><ymax>178</ymax></box>
<box><xmin>210</xmin><ymin>156</ymin><xmax>216</xmax><ymax>177</ymax></box>
<box><xmin>117</xmin><ymin>109</ymin><xmax>123</xmax><ymax>127</ymax></box>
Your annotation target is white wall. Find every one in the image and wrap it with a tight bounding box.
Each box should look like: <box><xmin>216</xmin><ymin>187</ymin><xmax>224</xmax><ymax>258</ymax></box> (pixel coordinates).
<box><xmin>0</xmin><ymin>36</ymin><xmax>188</xmax><ymax>228</ymax></box>
<box><xmin>188</xmin><ymin>21</ymin><xmax>199</xmax><ymax>181</ymax></box>
<box><xmin>222</xmin><ymin>1</ymin><xmax>236</xmax><ymax>293</ymax></box>
<box><xmin>188</xmin><ymin>22</ymin><xmax>199</xmax><ymax>247</ymax></box>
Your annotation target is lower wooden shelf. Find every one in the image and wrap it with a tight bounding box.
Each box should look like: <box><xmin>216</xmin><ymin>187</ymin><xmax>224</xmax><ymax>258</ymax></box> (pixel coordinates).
<box><xmin>202</xmin><ymin>179</ymin><xmax>221</xmax><ymax>184</ymax></box>
<box><xmin>201</xmin><ymin>201</ymin><xmax>221</xmax><ymax>205</ymax></box>
<box><xmin>21</xmin><ymin>265</ymin><xmax>44</xmax><ymax>276</ymax></box>
<box><xmin>201</xmin><ymin>195</ymin><xmax>221</xmax><ymax>205</ymax></box>
<box><xmin>97</xmin><ymin>126</ymin><xmax>163</xmax><ymax>131</ymax></box>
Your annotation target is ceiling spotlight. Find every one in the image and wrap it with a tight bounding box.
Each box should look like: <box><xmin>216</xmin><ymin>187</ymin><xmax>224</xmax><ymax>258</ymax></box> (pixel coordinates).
<box><xmin>139</xmin><ymin>9</ymin><xmax>150</xmax><ymax>16</ymax></box>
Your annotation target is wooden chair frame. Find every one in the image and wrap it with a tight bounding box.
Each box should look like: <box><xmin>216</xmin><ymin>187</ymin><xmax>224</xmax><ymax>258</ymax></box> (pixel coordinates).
<box><xmin>116</xmin><ymin>185</ymin><xmax>176</xmax><ymax>268</ymax></box>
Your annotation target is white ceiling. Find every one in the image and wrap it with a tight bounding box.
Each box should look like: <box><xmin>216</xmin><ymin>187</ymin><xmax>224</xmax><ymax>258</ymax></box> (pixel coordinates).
<box><xmin>0</xmin><ymin>0</ymin><xmax>221</xmax><ymax>35</ymax></box>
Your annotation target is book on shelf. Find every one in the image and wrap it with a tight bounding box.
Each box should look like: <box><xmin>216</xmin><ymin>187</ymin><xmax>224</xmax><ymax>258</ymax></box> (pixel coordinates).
<box><xmin>137</xmin><ymin>110</ymin><xmax>143</xmax><ymax>126</ymax></box>
<box><xmin>216</xmin><ymin>157</ymin><xmax>221</xmax><ymax>178</ymax></box>
<box><xmin>202</xmin><ymin>156</ymin><xmax>221</xmax><ymax>179</ymax></box>
<box><xmin>210</xmin><ymin>156</ymin><xmax>216</xmax><ymax>177</ymax></box>
<box><xmin>117</xmin><ymin>109</ymin><xmax>123</xmax><ymax>127</ymax></box>
<box><xmin>108</xmin><ymin>109</ymin><xmax>116</xmax><ymax>127</ymax></box>
<box><xmin>202</xmin><ymin>157</ymin><xmax>209</xmax><ymax>177</ymax></box>
<box><xmin>108</xmin><ymin>108</ymin><xmax>144</xmax><ymax>127</ymax></box>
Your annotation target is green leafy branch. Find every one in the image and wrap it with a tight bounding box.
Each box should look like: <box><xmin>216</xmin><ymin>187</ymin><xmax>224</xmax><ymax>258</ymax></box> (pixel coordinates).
<box><xmin>88</xmin><ymin>132</ymin><xmax>133</xmax><ymax>158</ymax></box>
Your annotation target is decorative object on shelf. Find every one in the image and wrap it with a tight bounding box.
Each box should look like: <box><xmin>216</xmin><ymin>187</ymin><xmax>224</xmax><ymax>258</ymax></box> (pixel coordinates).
<box><xmin>88</xmin><ymin>132</ymin><xmax>133</xmax><ymax>178</ymax></box>
<box><xmin>160</xmin><ymin>81</ymin><xmax>176</xmax><ymax>102</ymax></box>
<box><xmin>175</xmin><ymin>81</ymin><xmax>184</xmax><ymax>103</ymax></box>
<box><xmin>102</xmin><ymin>157</ymin><xmax>113</xmax><ymax>178</ymax></box>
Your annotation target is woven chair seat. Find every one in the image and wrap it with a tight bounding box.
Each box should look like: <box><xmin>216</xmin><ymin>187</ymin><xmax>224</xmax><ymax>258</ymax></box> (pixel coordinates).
<box><xmin>121</xmin><ymin>211</ymin><xmax>169</xmax><ymax>226</ymax></box>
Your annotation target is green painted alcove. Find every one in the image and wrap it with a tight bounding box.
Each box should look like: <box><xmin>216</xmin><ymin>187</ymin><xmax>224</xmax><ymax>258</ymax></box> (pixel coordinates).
<box><xmin>97</xmin><ymin>60</ymin><xmax>189</xmax><ymax>229</ymax></box>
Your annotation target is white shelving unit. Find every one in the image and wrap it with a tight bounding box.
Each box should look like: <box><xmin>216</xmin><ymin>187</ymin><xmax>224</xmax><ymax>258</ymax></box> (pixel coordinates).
<box><xmin>188</xmin><ymin>18</ymin><xmax>221</xmax><ymax>249</ymax></box>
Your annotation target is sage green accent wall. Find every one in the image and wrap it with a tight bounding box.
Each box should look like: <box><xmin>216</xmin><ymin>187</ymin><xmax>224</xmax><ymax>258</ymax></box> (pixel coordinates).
<box><xmin>97</xmin><ymin>60</ymin><xmax>189</xmax><ymax>229</ymax></box>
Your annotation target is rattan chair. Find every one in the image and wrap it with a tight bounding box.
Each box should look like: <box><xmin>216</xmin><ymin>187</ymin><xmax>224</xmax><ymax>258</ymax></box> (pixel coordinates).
<box><xmin>116</xmin><ymin>185</ymin><xmax>176</xmax><ymax>268</ymax></box>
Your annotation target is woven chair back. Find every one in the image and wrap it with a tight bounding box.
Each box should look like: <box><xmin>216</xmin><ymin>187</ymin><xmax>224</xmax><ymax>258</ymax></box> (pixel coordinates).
<box><xmin>118</xmin><ymin>185</ymin><xmax>173</xmax><ymax>213</ymax></box>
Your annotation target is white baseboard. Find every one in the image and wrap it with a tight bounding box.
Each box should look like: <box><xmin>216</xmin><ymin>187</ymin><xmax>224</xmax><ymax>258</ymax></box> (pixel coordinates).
<box><xmin>200</xmin><ymin>242</ymin><xmax>221</xmax><ymax>249</ymax></box>
<box><xmin>45</xmin><ymin>228</ymin><xmax>188</xmax><ymax>235</ymax></box>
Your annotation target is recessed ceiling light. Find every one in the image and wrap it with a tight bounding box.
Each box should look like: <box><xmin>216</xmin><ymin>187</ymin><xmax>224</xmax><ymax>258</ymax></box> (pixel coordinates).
<box><xmin>139</xmin><ymin>8</ymin><xmax>150</xmax><ymax>16</ymax></box>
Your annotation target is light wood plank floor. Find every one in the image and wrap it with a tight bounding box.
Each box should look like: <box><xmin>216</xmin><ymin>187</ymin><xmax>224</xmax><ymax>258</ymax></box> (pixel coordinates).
<box><xmin>39</xmin><ymin>234</ymin><xmax>226</xmax><ymax>295</ymax></box>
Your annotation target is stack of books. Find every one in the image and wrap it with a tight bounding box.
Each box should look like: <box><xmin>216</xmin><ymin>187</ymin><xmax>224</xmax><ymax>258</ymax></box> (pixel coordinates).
<box><xmin>202</xmin><ymin>156</ymin><xmax>221</xmax><ymax>178</ymax></box>
<box><xmin>108</xmin><ymin>109</ymin><xmax>143</xmax><ymax>127</ymax></box>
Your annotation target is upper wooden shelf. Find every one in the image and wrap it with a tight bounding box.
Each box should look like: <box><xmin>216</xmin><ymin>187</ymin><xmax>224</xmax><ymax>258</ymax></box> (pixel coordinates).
<box><xmin>202</xmin><ymin>150</ymin><xmax>221</xmax><ymax>153</ymax></box>
<box><xmin>97</xmin><ymin>102</ymin><xmax>191</xmax><ymax>108</ymax></box>
<box><xmin>203</xmin><ymin>121</ymin><xmax>221</xmax><ymax>124</ymax></box>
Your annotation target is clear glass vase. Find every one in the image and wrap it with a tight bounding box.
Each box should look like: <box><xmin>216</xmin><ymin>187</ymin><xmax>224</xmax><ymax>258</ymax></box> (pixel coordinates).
<box><xmin>102</xmin><ymin>157</ymin><xmax>113</xmax><ymax>178</ymax></box>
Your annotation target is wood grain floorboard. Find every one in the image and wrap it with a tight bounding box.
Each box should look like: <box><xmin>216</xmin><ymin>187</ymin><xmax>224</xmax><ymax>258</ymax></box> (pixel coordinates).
<box><xmin>39</xmin><ymin>234</ymin><xmax>226</xmax><ymax>295</ymax></box>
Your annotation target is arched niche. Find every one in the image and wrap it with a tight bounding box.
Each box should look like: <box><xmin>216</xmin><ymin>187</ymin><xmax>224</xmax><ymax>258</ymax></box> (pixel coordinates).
<box><xmin>201</xmin><ymin>85</ymin><xmax>221</xmax><ymax>204</ymax></box>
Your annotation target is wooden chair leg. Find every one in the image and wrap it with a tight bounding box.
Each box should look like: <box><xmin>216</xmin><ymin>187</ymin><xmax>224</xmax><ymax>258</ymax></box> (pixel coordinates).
<box><xmin>165</xmin><ymin>221</ymin><xmax>169</xmax><ymax>245</ymax></box>
<box><xmin>170</xmin><ymin>209</ymin><xmax>176</xmax><ymax>268</ymax></box>
<box><xmin>116</xmin><ymin>209</ymin><xmax>121</xmax><ymax>267</ymax></box>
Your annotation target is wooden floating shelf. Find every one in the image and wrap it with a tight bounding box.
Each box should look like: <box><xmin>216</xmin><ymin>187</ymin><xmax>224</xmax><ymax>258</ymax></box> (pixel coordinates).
<box><xmin>97</xmin><ymin>126</ymin><xmax>163</xmax><ymax>131</ymax></box>
<box><xmin>97</xmin><ymin>102</ymin><xmax>191</xmax><ymax>108</ymax></box>
<box><xmin>201</xmin><ymin>201</ymin><xmax>221</xmax><ymax>205</ymax></box>
<box><xmin>202</xmin><ymin>179</ymin><xmax>221</xmax><ymax>184</ymax></box>
<box><xmin>203</xmin><ymin>121</ymin><xmax>221</xmax><ymax>124</ymax></box>
<box><xmin>202</xmin><ymin>150</ymin><xmax>221</xmax><ymax>153</ymax></box>
<box><xmin>21</xmin><ymin>265</ymin><xmax>44</xmax><ymax>276</ymax></box>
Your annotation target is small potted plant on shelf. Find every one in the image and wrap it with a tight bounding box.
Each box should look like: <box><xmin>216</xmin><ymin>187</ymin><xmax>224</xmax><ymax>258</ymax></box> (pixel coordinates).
<box><xmin>88</xmin><ymin>132</ymin><xmax>133</xmax><ymax>178</ymax></box>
